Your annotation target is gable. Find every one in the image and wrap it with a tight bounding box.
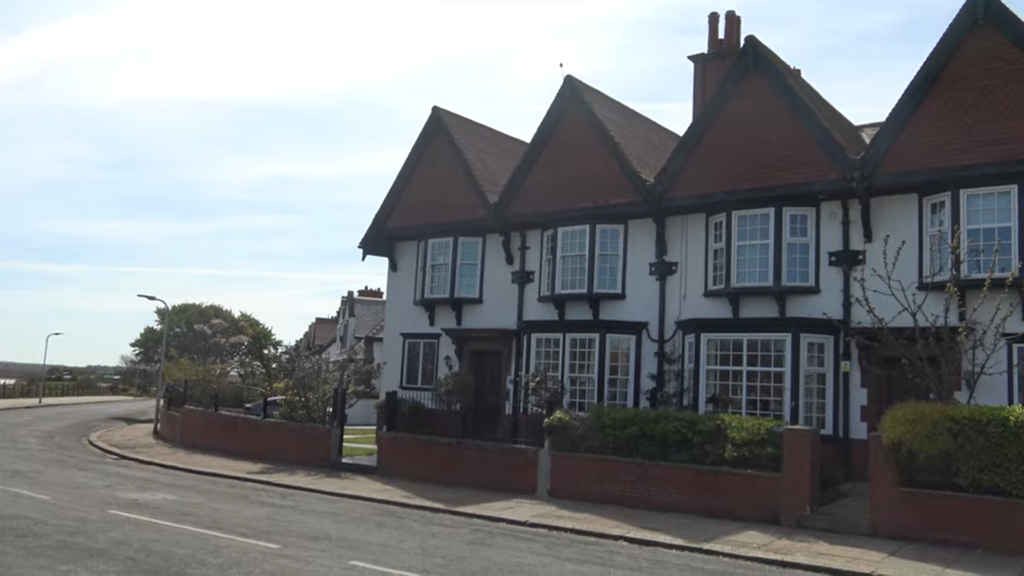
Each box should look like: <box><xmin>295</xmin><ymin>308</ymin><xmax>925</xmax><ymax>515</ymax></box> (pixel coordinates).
<box><xmin>664</xmin><ymin>72</ymin><xmax>844</xmax><ymax>200</ymax></box>
<box><xmin>878</xmin><ymin>23</ymin><xmax>1024</xmax><ymax>175</ymax></box>
<box><xmin>385</xmin><ymin>131</ymin><xmax>488</xmax><ymax>229</ymax></box>
<box><xmin>505</xmin><ymin>100</ymin><xmax>639</xmax><ymax>217</ymax></box>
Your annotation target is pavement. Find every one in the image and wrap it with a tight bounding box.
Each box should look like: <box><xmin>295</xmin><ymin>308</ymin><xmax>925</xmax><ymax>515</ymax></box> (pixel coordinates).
<box><xmin>0</xmin><ymin>395</ymin><xmax>137</xmax><ymax>411</ymax></box>
<box><xmin>91</xmin><ymin>420</ymin><xmax>1024</xmax><ymax>575</ymax></box>
<box><xmin>0</xmin><ymin>401</ymin><xmax>811</xmax><ymax>575</ymax></box>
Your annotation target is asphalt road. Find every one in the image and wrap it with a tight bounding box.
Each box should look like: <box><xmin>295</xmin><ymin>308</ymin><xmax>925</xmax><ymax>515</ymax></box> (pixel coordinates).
<box><xmin>0</xmin><ymin>402</ymin><xmax>810</xmax><ymax>575</ymax></box>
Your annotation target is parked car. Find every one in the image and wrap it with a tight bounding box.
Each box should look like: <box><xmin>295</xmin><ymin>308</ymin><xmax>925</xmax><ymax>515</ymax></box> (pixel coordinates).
<box><xmin>243</xmin><ymin>396</ymin><xmax>285</xmax><ymax>417</ymax></box>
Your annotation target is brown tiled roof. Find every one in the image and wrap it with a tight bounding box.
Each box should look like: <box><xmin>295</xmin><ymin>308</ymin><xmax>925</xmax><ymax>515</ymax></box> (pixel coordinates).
<box><xmin>435</xmin><ymin>107</ymin><xmax>528</xmax><ymax>203</ymax></box>
<box><xmin>753</xmin><ymin>38</ymin><xmax>866</xmax><ymax>157</ymax></box>
<box><xmin>570</xmin><ymin>77</ymin><xmax>679</xmax><ymax>183</ymax></box>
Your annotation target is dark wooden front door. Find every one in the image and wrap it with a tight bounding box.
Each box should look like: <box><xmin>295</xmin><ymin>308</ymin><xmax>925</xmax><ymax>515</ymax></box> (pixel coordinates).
<box><xmin>862</xmin><ymin>352</ymin><xmax>944</xmax><ymax>433</ymax></box>
<box><xmin>469</xmin><ymin>351</ymin><xmax>504</xmax><ymax>439</ymax></box>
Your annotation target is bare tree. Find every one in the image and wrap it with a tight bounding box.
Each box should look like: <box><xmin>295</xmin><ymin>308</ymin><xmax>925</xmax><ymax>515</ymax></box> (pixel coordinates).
<box><xmin>851</xmin><ymin>232</ymin><xmax>1019</xmax><ymax>404</ymax></box>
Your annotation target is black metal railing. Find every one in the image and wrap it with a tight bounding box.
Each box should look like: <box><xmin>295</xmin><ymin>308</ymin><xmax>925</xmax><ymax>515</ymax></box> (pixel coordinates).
<box><xmin>382</xmin><ymin>389</ymin><xmax>544</xmax><ymax>447</ymax></box>
<box><xmin>0</xmin><ymin>381</ymin><xmax>125</xmax><ymax>399</ymax></box>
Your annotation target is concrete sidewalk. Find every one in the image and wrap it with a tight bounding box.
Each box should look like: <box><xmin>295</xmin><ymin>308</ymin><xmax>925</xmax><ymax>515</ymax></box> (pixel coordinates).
<box><xmin>90</xmin><ymin>423</ymin><xmax>1024</xmax><ymax>576</ymax></box>
<box><xmin>0</xmin><ymin>396</ymin><xmax>137</xmax><ymax>411</ymax></box>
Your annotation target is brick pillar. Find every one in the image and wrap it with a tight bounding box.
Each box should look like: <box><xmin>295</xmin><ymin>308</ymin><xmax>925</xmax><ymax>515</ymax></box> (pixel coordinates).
<box><xmin>868</xmin><ymin>433</ymin><xmax>898</xmax><ymax>537</ymax></box>
<box><xmin>780</xmin><ymin>426</ymin><xmax>821</xmax><ymax>526</ymax></box>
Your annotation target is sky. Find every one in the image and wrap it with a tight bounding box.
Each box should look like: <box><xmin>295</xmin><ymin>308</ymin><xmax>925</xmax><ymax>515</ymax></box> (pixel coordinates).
<box><xmin>0</xmin><ymin>0</ymin><xmax>1009</xmax><ymax>366</ymax></box>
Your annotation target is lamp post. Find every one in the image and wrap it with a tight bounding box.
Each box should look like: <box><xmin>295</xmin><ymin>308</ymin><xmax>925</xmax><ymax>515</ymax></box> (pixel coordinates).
<box><xmin>38</xmin><ymin>332</ymin><xmax>64</xmax><ymax>404</ymax></box>
<box><xmin>138</xmin><ymin>294</ymin><xmax>170</xmax><ymax>435</ymax></box>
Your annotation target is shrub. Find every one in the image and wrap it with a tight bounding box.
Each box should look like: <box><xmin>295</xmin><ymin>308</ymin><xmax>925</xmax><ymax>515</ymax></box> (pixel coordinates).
<box><xmin>568</xmin><ymin>406</ymin><xmax>784</xmax><ymax>472</ymax></box>
<box><xmin>881</xmin><ymin>402</ymin><xmax>1024</xmax><ymax>498</ymax></box>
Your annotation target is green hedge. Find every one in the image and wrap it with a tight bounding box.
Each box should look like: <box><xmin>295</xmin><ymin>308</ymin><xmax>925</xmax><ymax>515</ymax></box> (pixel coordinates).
<box><xmin>881</xmin><ymin>402</ymin><xmax>1024</xmax><ymax>498</ymax></box>
<box><xmin>567</xmin><ymin>406</ymin><xmax>785</xmax><ymax>472</ymax></box>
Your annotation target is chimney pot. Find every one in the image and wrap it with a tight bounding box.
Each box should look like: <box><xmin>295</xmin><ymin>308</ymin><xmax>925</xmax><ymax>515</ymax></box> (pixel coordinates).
<box><xmin>707</xmin><ymin>11</ymin><xmax>721</xmax><ymax>53</ymax></box>
<box><xmin>724</xmin><ymin>10</ymin><xmax>741</xmax><ymax>50</ymax></box>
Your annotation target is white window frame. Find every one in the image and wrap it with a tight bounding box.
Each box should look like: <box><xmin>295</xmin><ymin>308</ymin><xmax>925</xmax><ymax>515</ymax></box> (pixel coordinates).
<box><xmin>923</xmin><ymin>193</ymin><xmax>952</xmax><ymax>280</ymax></box>
<box><xmin>1013</xmin><ymin>343</ymin><xmax>1024</xmax><ymax>406</ymax></box>
<box><xmin>782</xmin><ymin>207</ymin><xmax>815</xmax><ymax>287</ymax></box>
<box><xmin>708</xmin><ymin>214</ymin><xmax>727</xmax><ymax>290</ymax></box>
<box><xmin>555</xmin><ymin>225</ymin><xmax>590</xmax><ymax>294</ymax></box>
<box><xmin>799</xmin><ymin>335</ymin><xmax>833</xmax><ymax>433</ymax></box>
<box><xmin>731</xmin><ymin>208</ymin><xmax>775</xmax><ymax>287</ymax></box>
<box><xmin>529</xmin><ymin>333</ymin><xmax>563</xmax><ymax>377</ymax></box>
<box><xmin>683</xmin><ymin>334</ymin><xmax>696</xmax><ymax>408</ymax></box>
<box><xmin>402</xmin><ymin>339</ymin><xmax>438</xmax><ymax>389</ymax></box>
<box><xmin>563</xmin><ymin>333</ymin><xmax>599</xmax><ymax>413</ymax></box>
<box><xmin>959</xmin><ymin>185</ymin><xmax>1018</xmax><ymax>278</ymax></box>
<box><xmin>454</xmin><ymin>237</ymin><xmax>483</xmax><ymax>298</ymax></box>
<box><xmin>425</xmin><ymin>238</ymin><xmax>453</xmax><ymax>298</ymax></box>
<box><xmin>540</xmin><ymin>230</ymin><xmax>555</xmax><ymax>296</ymax></box>
<box><xmin>699</xmin><ymin>333</ymin><xmax>791</xmax><ymax>421</ymax></box>
<box><xmin>604</xmin><ymin>334</ymin><xmax>635</xmax><ymax>408</ymax></box>
<box><xmin>594</xmin><ymin>224</ymin><xmax>625</xmax><ymax>293</ymax></box>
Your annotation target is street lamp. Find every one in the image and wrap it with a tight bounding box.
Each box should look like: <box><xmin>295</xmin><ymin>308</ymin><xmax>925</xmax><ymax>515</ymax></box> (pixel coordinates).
<box><xmin>38</xmin><ymin>332</ymin><xmax>64</xmax><ymax>404</ymax></box>
<box><xmin>138</xmin><ymin>294</ymin><xmax>170</xmax><ymax>435</ymax></box>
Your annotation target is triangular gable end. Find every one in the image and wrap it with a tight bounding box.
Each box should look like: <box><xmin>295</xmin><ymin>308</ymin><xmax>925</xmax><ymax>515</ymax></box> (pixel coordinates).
<box><xmin>656</xmin><ymin>37</ymin><xmax>860</xmax><ymax>202</ymax></box>
<box><xmin>496</xmin><ymin>77</ymin><xmax>652</xmax><ymax>221</ymax></box>
<box><xmin>359</xmin><ymin>109</ymin><xmax>495</xmax><ymax>258</ymax></box>
<box><xmin>865</xmin><ymin>0</ymin><xmax>1024</xmax><ymax>178</ymax></box>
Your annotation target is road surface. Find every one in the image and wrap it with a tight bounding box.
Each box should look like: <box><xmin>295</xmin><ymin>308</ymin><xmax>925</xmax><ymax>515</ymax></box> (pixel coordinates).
<box><xmin>0</xmin><ymin>402</ymin><xmax>809</xmax><ymax>575</ymax></box>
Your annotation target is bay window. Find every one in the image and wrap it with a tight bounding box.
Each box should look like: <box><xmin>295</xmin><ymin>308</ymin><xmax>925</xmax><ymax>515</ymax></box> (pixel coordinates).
<box><xmin>706</xmin><ymin>207</ymin><xmax>818</xmax><ymax>292</ymax></box>
<box><xmin>526</xmin><ymin>331</ymin><xmax>638</xmax><ymax>413</ymax></box>
<box><xmin>701</xmin><ymin>334</ymin><xmax>790</xmax><ymax>420</ymax></box>
<box><xmin>920</xmin><ymin>185</ymin><xmax>1019</xmax><ymax>282</ymax></box>
<box><xmin>417</xmin><ymin>236</ymin><xmax>484</xmax><ymax>300</ymax></box>
<box><xmin>539</xmin><ymin>223</ymin><xmax>626</xmax><ymax>298</ymax></box>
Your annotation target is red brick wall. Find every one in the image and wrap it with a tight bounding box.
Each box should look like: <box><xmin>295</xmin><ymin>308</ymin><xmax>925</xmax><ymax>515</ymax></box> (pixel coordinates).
<box><xmin>158</xmin><ymin>408</ymin><xmax>179</xmax><ymax>443</ymax></box>
<box><xmin>549</xmin><ymin>452</ymin><xmax>782</xmax><ymax>523</ymax></box>
<box><xmin>164</xmin><ymin>407</ymin><xmax>333</xmax><ymax>468</ymax></box>
<box><xmin>869</xmin><ymin>434</ymin><xmax>1024</xmax><ymax>555</ymax></box>
<box><xmin>378</xmin><ymin>432</ymin><xmax>539</xmax><ymax>494</ymax></box>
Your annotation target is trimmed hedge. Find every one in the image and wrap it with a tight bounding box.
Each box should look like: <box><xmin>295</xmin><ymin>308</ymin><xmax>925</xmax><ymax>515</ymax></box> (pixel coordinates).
<box><xmin>567</xmin><ymin>406</ymin><xmax>785</xmax><ymax>472</ymax></box>
<box><xmin>881</xmin><ymin>402</ymin><xmax>1024</xmax><ymax>498</ymax></box>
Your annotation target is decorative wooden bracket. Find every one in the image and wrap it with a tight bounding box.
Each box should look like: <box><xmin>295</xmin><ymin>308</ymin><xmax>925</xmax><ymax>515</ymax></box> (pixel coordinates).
<box><xmin>587</xmin><ymin>298</ymin><xmax>601</xmax><ymax>320</ymax></box>
<box><xmin>501</xmin><ymin>232</ymin><xmax>514</xmax><ymax>266</ymax></box>
<box><xmin>654</xmin><ymin>217</ymin><xmax>668</xmax><ymax>260</ymax></box>
<box><xmin>387</xmin><ymin>255</ymin><xmax>397</xmax><ymax>272</ymax></box>
<box><xmin>420</xmin><ymin>302</ymin><xmax>436</xmax><ymax>326</ymax></box>
<box><xmin>774</xmin><ymin>292</ymin><xmax>787</xmax><ymax>318</ymax></box>
<box><xmin>728</xmin><ymin>294</ymin><xmax>741</xmax><ymax>319</ymax></box>
<box><xmin>859</xmin><ymin>195</ymin><xmax>873</xmax><ymax>244</ymax></box>
<box><xmin>450</xmin><ymin>302</ymin><xmax>464</xmax><ymax>327</ymax></box>
<box><xmin>552</xmin><ymin>300</ymin><xmax>567</xmax><ymax>322</ymax></box>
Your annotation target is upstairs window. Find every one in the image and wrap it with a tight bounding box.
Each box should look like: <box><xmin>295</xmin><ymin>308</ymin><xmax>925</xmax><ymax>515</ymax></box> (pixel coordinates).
<box><xmin>540</xmin><ymin>224</ymin><xmax>626</xmax><ymax>297</ymax></box>
<box><xmin>706</xmin><ymin>207</ymin><xmax>818</xmax><ymax>292</ymax></box>
<box><xmin>962</xmin><ymin>187</ymin><xmax>1016</xmax><ymax>277</ymax></box>
<box><xmin>783</xmin><ymin>208</ymin><xmax>815</xmax><ymax>286</ymax></box>
<box><xmin>733</xmin><ymin>209</ymin><xmax>773</xmax><ymax>287</ymax></box>
<box><xmin>923</xmin><ymin>193</ymin><xmax>951</xmax><ymax>279</ymax></box>
<box><xmin>418</xmin><ymin>237</ymin><xmax>484</xmax><ymax>300</ymax></box>
<box><xmin>920</xmin><ymin>186</ymin><xmax>1019</xmax><ymax>281</ymax></box>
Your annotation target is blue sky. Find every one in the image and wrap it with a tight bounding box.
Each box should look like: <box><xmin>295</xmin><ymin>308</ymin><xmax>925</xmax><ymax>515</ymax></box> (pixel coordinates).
<box><xmin>0</xmin><ymin>0</ymin><xmax>1006</xmax><ymax>365</ymax></box>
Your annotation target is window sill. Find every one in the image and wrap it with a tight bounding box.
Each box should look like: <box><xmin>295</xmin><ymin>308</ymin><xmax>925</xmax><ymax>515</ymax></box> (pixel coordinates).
<box><xmin>918</xmin><ymin>277</ymin><xmax>1020</xmax><ymax>291</ymax></box>
<box><xmin>538</xmin><ymin>292</ymin><xmax>626</xmax><ymax>304</ymax></box>
<box><xmin>415</xmin><ymin>297</ymin><xmax>484</xmax><ymax>306</ymax></box>
<box><xmin>703</xmin><ymin>286</ymin><xmax>820</xmax><ymax>298</ymax></box>
<box><xmin>398</xmin><ymin>385</ymin><xmax>434</xmax><ymax>392</ymax></box>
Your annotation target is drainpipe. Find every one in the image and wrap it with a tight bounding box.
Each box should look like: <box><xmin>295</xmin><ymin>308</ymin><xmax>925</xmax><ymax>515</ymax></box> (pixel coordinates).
<box><xmin>510</xmin><ymin>231</ymin><xmax>528</xmax><ymax>437</ymax></box>
<box><xmin>840</xmin><ymin>199</ymin><xmax>853</xmax><ymax>466</ymax></box>
<box><xmin>649</xmin><ymin>216</ymin><xmax>678</xmax><ymax>409</ymax></box>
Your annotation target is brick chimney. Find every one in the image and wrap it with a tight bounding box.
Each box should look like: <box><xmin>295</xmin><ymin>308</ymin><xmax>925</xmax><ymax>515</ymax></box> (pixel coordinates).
<box><xmin>689</xmin><ymin>10</ymin><xmax>743</xmax><ymax>119</ymax></box>
<box><xmin>357</xmin><ymin>286</ymin><xmax>384</xmax><ymax>299</ymax></box>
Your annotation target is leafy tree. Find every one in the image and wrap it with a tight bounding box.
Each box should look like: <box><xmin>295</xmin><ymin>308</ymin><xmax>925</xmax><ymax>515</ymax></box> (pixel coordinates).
<box><xmin>276</xmin><ymin>345</ymin><xmax>384</xmax><ymax>424</ymax></box>
<box><xmin>130</xmin><ymin>302</ymin><xmax>281</xmax><ymax>399</ymax></box>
